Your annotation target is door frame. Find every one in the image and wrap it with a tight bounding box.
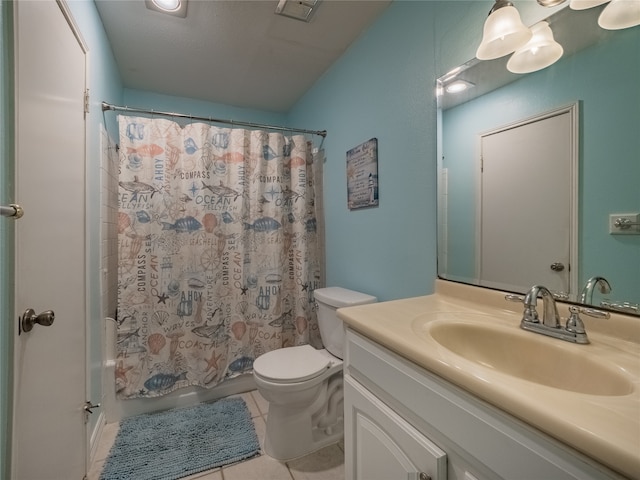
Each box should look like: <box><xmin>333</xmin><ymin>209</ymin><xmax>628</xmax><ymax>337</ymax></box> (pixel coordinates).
<box><xmin>11</xmin><ymin>0</ymin><xmax>90</xmax><ymax>477</ymax></box>
<box><xmin>474</xmin><ymin>102</ymin><xmax>579</xmax><ymax>296</ymax></box>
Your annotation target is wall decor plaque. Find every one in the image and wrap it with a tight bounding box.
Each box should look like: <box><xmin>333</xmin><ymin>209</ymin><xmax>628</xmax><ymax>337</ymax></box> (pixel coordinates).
<box><xmin>346</xmin><ymin>138</ymin><xmax>378</xmax><ymax>210</ymax></box>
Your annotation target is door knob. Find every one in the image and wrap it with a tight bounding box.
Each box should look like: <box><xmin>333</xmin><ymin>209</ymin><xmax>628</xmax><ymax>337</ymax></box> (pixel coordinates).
<box><xmin>20</xmin><ymin>308</ymin><xmax>55</xmax><ymax>333</ymax></box>
<box><xmin>550</xmin><ymin>262</ymin><xmax>565</xmax><ymax>272</ymax></box>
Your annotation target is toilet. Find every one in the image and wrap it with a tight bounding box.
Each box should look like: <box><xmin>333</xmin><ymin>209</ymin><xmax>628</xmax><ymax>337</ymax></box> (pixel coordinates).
<box><xmin>253</xmin><ymin>286</ymin><xmax>377</xmax><ymax>461</ymax></box>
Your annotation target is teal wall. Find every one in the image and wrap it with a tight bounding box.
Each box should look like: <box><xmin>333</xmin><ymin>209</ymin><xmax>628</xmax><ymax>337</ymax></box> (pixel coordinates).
<box><xmin>66</xmin><ymin>0</ymin><xmax>123</xmax><ymax>436</ymax></box>
<box><xmin>122</xmin><ymin>89</ymin><xmax>288</xmax><ymax>130</ymax></box>
<box><xmin>442</xmin><ymin>27</ymin><xmax>640</xmax><ymax>302</ymax></box>
<box><xmin>288</xmin><ymin>1</ymin><xmax>439</xmax><ymax>301</ymax></box>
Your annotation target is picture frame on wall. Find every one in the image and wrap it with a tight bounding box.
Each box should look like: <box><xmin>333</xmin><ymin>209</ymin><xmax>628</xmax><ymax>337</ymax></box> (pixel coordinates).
<box><xmin>346</xmin><ymin>138</ymin><xmax>379</xmax><ymax>210</ymax></box>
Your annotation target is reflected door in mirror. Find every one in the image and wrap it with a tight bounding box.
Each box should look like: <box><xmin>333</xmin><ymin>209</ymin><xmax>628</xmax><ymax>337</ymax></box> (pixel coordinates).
<box><xmin>479</xmin><ymin>107</ymin><xmax>577</xmax><ymax>295</ymax></box>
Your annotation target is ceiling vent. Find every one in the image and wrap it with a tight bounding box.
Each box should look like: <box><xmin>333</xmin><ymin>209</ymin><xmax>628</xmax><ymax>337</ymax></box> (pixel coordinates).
<box><xmin>275</xmin><ymin>0</ymin><xmax>321</xmax><ymax>22</ymax></box>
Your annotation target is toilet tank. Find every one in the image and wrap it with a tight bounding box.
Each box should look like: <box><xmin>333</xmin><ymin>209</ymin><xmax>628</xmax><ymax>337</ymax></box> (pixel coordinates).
<box><xmin>314</xmin><ymin>287</ymin><xmax>377</xmax><ymax>359</ymax></box>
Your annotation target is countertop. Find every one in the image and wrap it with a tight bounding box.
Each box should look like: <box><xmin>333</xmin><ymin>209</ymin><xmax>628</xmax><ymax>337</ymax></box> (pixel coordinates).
<box><xmin>338</xmin><ymin>280</ymin><xmax>640</xmax><ymax>479</ymax></box>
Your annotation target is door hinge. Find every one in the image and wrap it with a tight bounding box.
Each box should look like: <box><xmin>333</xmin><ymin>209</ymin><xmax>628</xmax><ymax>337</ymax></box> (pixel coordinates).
<box><xmin>84</xmin><ymin>89</ymin><xmax>90</xmax><ymax>115</ymax></box>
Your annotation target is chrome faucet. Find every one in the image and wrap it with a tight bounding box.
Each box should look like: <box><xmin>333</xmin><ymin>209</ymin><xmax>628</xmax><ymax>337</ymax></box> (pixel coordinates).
<box><xmin>523</xmin><ymin>285</ymin><xmax>560</xmax><ymax>327</ymax></box>
<box><xmin>507</xmin><ymin>284</ymin><xmax>610</xmax><ymax>344</ymax></box>
<box><xmin>579</xmin><ymin>276</ymin><xmax>611</xmax><ymax>304</ymax></box>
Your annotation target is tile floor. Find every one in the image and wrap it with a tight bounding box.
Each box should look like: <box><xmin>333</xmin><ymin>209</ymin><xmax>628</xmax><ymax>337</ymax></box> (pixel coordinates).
<box><xmin>88</xmin><ymin>390</ymin><xmax>345</xmax><ymax>480</ymax></box>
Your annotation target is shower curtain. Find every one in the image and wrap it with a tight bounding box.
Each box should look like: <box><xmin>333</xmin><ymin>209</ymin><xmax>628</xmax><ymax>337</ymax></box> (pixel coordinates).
<box><xmin>115</xmin><ymin>115</ymin><xmax>324</xmax><ymax>399</ymax></box>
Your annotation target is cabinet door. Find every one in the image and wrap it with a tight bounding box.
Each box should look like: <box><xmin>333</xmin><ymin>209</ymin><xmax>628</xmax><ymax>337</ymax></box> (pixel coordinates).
<box><xmin>345</xmin><ymin>376</ymin><xmax>447</xmax><ymax>480</ymax></box>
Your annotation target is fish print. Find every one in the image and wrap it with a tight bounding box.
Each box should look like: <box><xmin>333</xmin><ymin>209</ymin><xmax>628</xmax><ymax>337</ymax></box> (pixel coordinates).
<box><xmin>201</xmin><ymin>181</ymin><xmax>240</xmax><ymax>200</ymax></box>
<box><xmin>263</xmin><ymin>145</ymin><xmax>278</xmax><ymax>161</ymax></box>
<box><xmin>191</xmin><ymin>312</ymin><xmax>227</xmax><ymax>343</ymax></box>
<box><xmin>126</xmin><ymin>122</ymin><xmax>144</xmax><ymax>141</ymax></box>
<box><xmin>228</xmin><ymin>356</ymin><xmax>254</xmax><ymax>372</ymax></box>
<box><xmin>184</xmin><ymin>138</ymin><xmax>198</xmax><ymax>155</ymax></box>
<box><xmin>187</xmin><ymin>277</ymin><xmax>205</xmax><ymax>289</ymax></box>
<box><xmin>305</xmin><ymin>217</ymin><xmax>317</xmax><ymax>233</ymax></box>
<box><xmin>179</xmin><ymin>194</ymin><xmax>193</xmax><ymax>203</ymax></box>
<box><xmin>268</xmin><ymin>309</ymin><xmax>294</xmax><ymax>330</ymax></box>
<box><xmin>117</xmin><ymin>327</ymin><xmax>140</xmax><ymax>344</ymax></box>
<box><xmin>281</xmin><ymin>186</ymin><xmax>303</xmax><ymax>203</ymax></box>
<box><xmin>161</xmin><ymin>216</ymin><xmax>202</xmax><ymax>233</ymax></box>
<box><xmin>143</xmin><ymin>372</ymin><xmax>187</xmax><ymax>392</ymax></box>
<box><xmin>211</xmin><ymin>132</ymin><xmax>229</xmax><ymax>149</ymax></box>
<box><xmin>283</xmin><ymin>140</ymin><xmax>294</xmax><ymax>157</ymax></box>
<box><xmin>119</xmin><ymin>176</ymin><xmax>161</xmax><ymax>198</ymax></box>
<box><xmin>222</xmin><ymin>212</ymin><xmax>234</xmax><ymax>223</ymax></box>
<box><xmin>135</xmin><ymin>210</ymin><xmax>151</xmax><ymax>223</ymax></box>
<box><xmin>244</xmin><ymin>216</ymin><xmax>281</xmax><ymax>232</ymax></box>
<box><xmin>126</xmin><ymin>143</ymin><xmax>164</xmax><ymax>158</ymax></box>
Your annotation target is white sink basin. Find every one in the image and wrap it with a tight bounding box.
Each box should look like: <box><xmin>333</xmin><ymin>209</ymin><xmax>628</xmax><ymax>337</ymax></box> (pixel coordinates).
<box><xmin>418</xmin><ymin>319</ymin><xmax>634</xmax><ymax>397</ymax></box>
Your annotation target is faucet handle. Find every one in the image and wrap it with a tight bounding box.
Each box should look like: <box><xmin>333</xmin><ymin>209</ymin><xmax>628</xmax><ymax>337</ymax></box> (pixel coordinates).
<box><xmin>504</xmin><ymin>294</ymin><xmax>524</xmax><ymax>303</ymax></box>
<box><xmin>552</xmin><ymin>291</ymin><xmax>569</xmax><ymax>301</ymax></box>
<box><xmin>578</xmin><ymin>306</ymin><xmax>610</xmax><ymax>320</ymax></box>
<box><xmin>565</xmin><ymin>306</ymin><xmax>587</xmax><ymax>334</ymax></box>
<box><xmin>566</xmin><ymin>305</ymin><xmax>610</xmax><ymax>335</ymax></box>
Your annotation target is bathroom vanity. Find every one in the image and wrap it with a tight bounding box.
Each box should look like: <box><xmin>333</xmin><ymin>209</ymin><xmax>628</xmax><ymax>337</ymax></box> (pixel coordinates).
<box><xmin>339</xmin><ymin>280</ymin><xmax>640</xmax><ymax>480</ymax></box>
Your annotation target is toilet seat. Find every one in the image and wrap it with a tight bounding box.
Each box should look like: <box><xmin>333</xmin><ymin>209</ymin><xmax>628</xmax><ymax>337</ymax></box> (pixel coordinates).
<box><xmin>253</xmin><ymin>345</ymin><xmax>331</xmax><ymax>383</ymax></box>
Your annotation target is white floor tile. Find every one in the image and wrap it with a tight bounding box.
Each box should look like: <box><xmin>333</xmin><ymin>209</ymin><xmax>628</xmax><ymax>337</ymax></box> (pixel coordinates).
<box><xmin>222</xmin><ymin>453</ymin><xmax>293</xmax><ymax>480</ymax></box>
<box><xmin>253</xmin><ymin>415</ymin><xmax>267</xmax><ymax>452</ymax></box>
<box><xmin>181</xmin><ymin>467</ymin><xmax>223</xmax><ymax>479</ymax></box>
<box><xmin>250</xmin><ymin>389</ymin><xmax>270</xmax><ymax>416</ymax></box>
<box><xmin>93</xmin><ymin>421</ymin><xmax>119</xmax><ymax>462</ymax></box>
<box><xmin>287</xmin><ymin>444</ymin><xmax>345</xmax><ymax>480</ymax></box>
<box><xmin>238</xmin><ymin>391</ymin><xmax>261</xmax><ymax>418</ymax></box>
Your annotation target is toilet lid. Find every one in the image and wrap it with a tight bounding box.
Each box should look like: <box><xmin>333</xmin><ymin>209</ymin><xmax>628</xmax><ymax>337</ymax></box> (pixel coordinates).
<box><xmin>253</xmin><ymin>345</ymin><xmax>331</xmax><ymax>383</ymax></box>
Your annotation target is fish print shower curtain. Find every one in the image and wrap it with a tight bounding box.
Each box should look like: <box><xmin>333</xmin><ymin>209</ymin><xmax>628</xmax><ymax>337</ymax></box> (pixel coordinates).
<box><xmin>116</xmin><ymin>115</ymin><xmax>323</xmax><ymax>399</ymax></box>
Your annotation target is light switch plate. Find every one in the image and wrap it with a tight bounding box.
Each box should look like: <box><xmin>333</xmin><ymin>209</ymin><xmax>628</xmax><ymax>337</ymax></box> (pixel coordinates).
<box><xmin>609</xmin><ymin>213</ymin><xmax>640</xmax><ymax>235</ymax></box>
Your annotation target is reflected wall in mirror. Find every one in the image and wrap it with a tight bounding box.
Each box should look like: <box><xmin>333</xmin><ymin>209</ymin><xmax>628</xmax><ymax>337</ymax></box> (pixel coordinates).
<box><xmin>436</xmin><ymin>4</ymin><xmax>639</xmax><ymax>315</ymax></box>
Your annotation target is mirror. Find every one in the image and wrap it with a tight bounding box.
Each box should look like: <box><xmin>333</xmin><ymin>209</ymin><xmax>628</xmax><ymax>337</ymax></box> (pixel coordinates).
<box><xmin>437</xmin><ymin>4</ymin><xmax>640</xmax><ymax>315</ymax></box>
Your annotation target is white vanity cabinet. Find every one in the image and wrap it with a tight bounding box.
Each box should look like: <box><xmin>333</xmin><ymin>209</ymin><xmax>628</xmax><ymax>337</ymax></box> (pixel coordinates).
<box><xmin>345</xmin><ymin>375</ymin><xmax>447</xmax><ymax>480</ymax></box>
<box><xmin>344</xmin><ymin>328</ymin><xmax>625</xmax><ymax>480</ymax></box>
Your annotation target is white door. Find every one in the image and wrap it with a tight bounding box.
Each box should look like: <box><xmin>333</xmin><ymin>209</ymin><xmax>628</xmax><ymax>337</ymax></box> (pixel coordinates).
<box><xmin>479</xmin><ymin>105</ymin><xmax>578</xmax><ymax>296</ymax></box>
<box><xmin>13</xmin><ymin>1</ymin><xmax>88</xmax><ymax>478</ymax></box>
<box><xmin>344</xmin><ymin>377</ymin><xmax>447</xmax><ymax>480</ymax></box>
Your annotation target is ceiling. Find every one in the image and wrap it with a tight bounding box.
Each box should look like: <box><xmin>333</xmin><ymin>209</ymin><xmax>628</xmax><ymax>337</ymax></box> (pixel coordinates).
<box><xmin>94</xmin><ymin>0</ymin><xmax>392</xmax><ymax>113</ymax></box>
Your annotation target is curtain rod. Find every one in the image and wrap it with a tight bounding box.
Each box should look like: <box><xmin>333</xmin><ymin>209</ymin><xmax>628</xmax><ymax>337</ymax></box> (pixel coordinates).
<box><xmin>101</xmin><ymin>102</ymin><xmax>327</xmax><ymax>138</ymax></box>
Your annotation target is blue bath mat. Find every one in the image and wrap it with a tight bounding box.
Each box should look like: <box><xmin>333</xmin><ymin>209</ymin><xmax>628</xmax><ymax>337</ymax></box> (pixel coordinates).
<box><xmin>100</xmin><ymin>397</ymin><xmax>260</xmax><ymax>480</ymax></box>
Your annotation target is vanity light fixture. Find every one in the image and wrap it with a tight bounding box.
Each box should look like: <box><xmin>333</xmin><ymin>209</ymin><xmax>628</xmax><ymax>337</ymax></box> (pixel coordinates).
<box><xmin>476</xmin><ymin>0</ymin><xmax>533</xmax><ymax>60</ymax></box>
<box><xmin>569</xmin><ymin>0</ymin><xmax>610</xmax><ymax>9</ymax></box>
<box><xmin>507</xmin><ymin>21</ymin><xmax>564</xmax><ymax>74</ymax></box>
<box><xmin>275</xmin><ymin>0</ymin><xmax>321</xmax><ymax>23</ymax></box>
<box><xmin>598</xmin><ymin>0</ymin><xmax>640</xmax><ymax>29</ymax></box>
<box><xmin>145</xmin><ymin>0</ymin><xmax>188</xmax><ymax>17</ymax></box>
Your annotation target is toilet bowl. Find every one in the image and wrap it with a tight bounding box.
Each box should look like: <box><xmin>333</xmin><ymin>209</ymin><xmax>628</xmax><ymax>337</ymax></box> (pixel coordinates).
<box><xmin>253</xmin><ymin>287</ymin><xmax>377</xmax><ymax>461</ymax></box>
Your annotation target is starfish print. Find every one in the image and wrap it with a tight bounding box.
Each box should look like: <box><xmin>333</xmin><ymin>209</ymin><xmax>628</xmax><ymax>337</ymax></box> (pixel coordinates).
<box><xmin>301</xmin><ymin>282</ymin><xmax>309</xmax><ymax>292</ymax></box>
<box><xmin>240</xmin><ymin>285</ymin><xmax>248</xmax><ymax>295</ymax></box>
<box><xmin>264</xmin><ymin>185</ymin><xmax>280</xmax><ymax>201</ymax></box>
<box><xmin>205</xmin><ymin>351</ymin><xmax>223</xmax><ymax>372</ymax></box>
<box><xmin>157</xmin><ymin>292</ymin><xmax>169</xmax><ymax>304</ymax></box>
<box><xmin>115</xmin><ymin>360</ymin><xmax>133</xmax><ymax>383</ymax></box>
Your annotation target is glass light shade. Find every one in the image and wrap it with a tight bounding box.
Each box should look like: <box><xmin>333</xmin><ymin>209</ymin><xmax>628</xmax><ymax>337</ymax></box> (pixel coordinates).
<box><xmin>598</xmin><ymin>0</ymin><xmax>640</xmax><ymax>29</ymax></box>
<box><xmin>476</xmin><ymin>6</ymin><xmax>533</xmax><ymax>60</ymax></box>
<box><xmin>507</xmin><ymin>22</ymin><xmax>564</xmax><ymax>74</ymax></box>
<box><xmin>569</xmin><ymin>0</ymin><xmax>610</xmax><ymax>10</ymax></box>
